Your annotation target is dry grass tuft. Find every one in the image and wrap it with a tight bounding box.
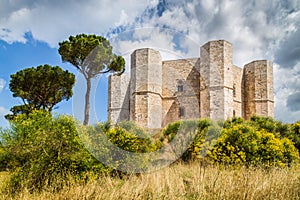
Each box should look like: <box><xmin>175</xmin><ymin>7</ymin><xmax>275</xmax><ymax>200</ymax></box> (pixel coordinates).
<box><xmin>1</xmin><ymin>162</ymin><xmax>299</xmax><ymax>200</ymax></box>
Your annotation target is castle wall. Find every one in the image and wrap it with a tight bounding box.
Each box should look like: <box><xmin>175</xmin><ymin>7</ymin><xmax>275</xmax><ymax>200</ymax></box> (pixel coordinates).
<box><xmin>161</xmin><ymin>58</ymin><xmax>200</xmax><ymax>127</ymax></box>
<box><xmin>108</xmin><ymin>74</ymin><xmax>130</xmax><ymax>123</ymax></box>
<box><xmin>200</xmin><ymin>40</ymin><xmax>233</xmax><ymax>120</ymax></box>
<box><xmin>199</xmin><ymin>43</ymin><xmax>210</xmax><ymax>118</ymax></box>
<box><xmin>232</xmin><ymin>65</ymin><xmax>243</xmax><ymax>117</ymax></box>
<box><xmin>243</xmin><ymin>60</ymin><xmax>274</xmax><ymax>119</ymax></box>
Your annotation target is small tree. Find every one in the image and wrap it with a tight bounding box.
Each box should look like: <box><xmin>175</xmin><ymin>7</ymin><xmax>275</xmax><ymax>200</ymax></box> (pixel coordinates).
<box><xmin>58</xmin><ymin>34</ymin><xmax>125</xmax><ymax>125</ymax></box>
<box><xmin>5</xmin><ymin>64</ymin><xmax>75</xmax><ymax>119</ymax></box>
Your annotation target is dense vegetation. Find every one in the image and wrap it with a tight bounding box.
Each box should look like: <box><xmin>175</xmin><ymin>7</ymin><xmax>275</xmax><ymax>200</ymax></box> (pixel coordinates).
<box><xmin>0</xmin><ymin>111</ymin><xmax>299</xmax><ymax>196</ymax></box>
<box><xmin>161</xmin><ymin>117</ymin><xmax>299</xmax><ymax>166</ymax></box>
<box><xmin>0</xmin><ymin>111</ymin><xmax>106</xmax><ymax>192</ymax></box>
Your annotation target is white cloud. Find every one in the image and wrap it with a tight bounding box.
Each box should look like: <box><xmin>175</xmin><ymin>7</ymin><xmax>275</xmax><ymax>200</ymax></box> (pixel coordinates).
<box><xmin>0</xmin><ymin>0</ymin><xmax>152</xmax><ymax>47</ymax></box>
<box><xmin>109</xmin><ymin>27</ymin><xmax>186</xmax><ymax>73</ymax></box>
<box><xmin>274</xmin><ymin>63</ymin><xmax>300</xmax><ymax>122</ymax></box>
<box><xmin>0</xmin><ymin>106</ymin><xmax>9</xmax><ymax>117</ymax></box>
<box><xmin>115</xmin><ymin>10</ymin><xmax>130</xmax><ymax>27</ymax></box>
<box><xmin>0</xmin><ymin>106</ymin><xmax>10</xmax><ymax>128</ymax></box>
<box><xmin>0</xmin><ymin>79</ymin><xmax>5</xmax><ymax>93</ymax></box>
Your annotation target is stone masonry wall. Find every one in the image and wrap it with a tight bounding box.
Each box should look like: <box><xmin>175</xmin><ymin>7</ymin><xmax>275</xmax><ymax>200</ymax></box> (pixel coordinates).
<box><xmin>161</xmin><ymin>58</ymin><xmax>200</xmax><ymax>127</ymax></box>
<box><xmin>108</xmin><ymin>75</ymin><xmax>130</xmax><ymax>123</ymax></box>
<box><xmin>232</xmin><ymin>65</ymin><xmax>243</xmax><ymax>117</ymax></box>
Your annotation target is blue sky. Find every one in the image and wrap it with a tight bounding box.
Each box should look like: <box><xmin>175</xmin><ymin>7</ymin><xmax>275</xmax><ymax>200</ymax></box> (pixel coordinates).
<box><xmin>0</xmin><ymin>0</ymin><xmax>300</xmax><ymax>127</ymax></box>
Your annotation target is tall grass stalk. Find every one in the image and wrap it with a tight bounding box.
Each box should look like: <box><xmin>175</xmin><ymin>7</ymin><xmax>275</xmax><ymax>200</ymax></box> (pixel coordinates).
<box><xmin>1</xmin><ymin>162</ymin><xmax>300</xmax><ymax>200</ymax></box>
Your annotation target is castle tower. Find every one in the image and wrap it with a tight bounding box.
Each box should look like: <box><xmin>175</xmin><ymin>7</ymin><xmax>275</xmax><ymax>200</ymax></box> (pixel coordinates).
<box><xmin>243</xmin><ymin>60</ymin><xmax>274</xmax><ymax>119</ymax></box>
<box><xmin>130</xmin><ymin>48</ymin><xmax>162</xmax><ymax>129</ymax></box>
<box><xmin>108</xmin><ymin>75</ymin><xmax>130</xmax><ymax>123</ymax></box>
<box><xmin>199</xmin><ymin>40</ymin><xmax>234</xmax><ymax>120</ymax></box>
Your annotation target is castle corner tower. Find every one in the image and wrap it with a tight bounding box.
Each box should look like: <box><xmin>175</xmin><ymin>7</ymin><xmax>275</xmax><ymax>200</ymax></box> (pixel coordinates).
<box><xmin>130</xmin><ymin>48</ymin><xmax>163</xmax><ymax>129</ymax></box>
<box><xmin>200</xmin><ymin>40</ymin><xmax>234</xmax><ymax>120</ymax></box>
<box><xmin>243</xmin><ymin>60</ymin><xmax>274</xmax><ymax>119</ymax></box>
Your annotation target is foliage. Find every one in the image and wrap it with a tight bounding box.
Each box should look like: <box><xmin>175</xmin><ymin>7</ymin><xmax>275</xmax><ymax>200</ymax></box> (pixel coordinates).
<box><xmin>58</xmin><ymin>34</ymin><xmax>125</xmax><ymax>125</ymax></box>
<box><xmin>80</xmin><ymin>121</ymin><xmax>159</xmax><ymax>173</ymax></box>
<box><xmin>208</xmin><ymin>123</ymin><xmax>299</xmax><ymax>166</ymax></box>
<box><xmin>249</xmin><ymin>116</ymin><xmax>291</xmax><ymax>138</ymax></box>
<box><xmin>117</xmin><ymin>121</ymin><xmax>151</xmax><ymax>139</ymax></box>
<box><xmin>0</xmin><ymin>132</ymin><xmax>9</xmax><ymax>171</ymax></box>
<box><xmin>4</xmin><ymin>104</ymin><xmax>35</xmax><ymax>121</ymax></box>
<box><xmin>161</xmin><ymin>119</ymin><xmax>216</xmax><ymax>161</ymax></box>
<box><xmin>0</xmin><ymin>110</ymin><xmax>106</xmax><ymax>193</ymax></box>
<box><xmin>1</xmin><ymin>111</ymin><xmax>299</xmax><ymax>193</ymax></box>
<box><xmin>248</xmin><ymin>116</ymin><xmax>300</xmax><ymax>153</ymax></box>
<box><xmin>5</xmin><ymin>64</ymin><xmax>75</xmax><ymax>120</ymax></box>
<box><xmin>291</xmin><ymin>121</ymin><xmax>300</xmax><ymax>152</ymax></box>
<box><xmin>161</xmin><ymin>117</ymin><xmax>300</xmax><ymax>166</ymax></box>
<box><xmin>106</xmin><ymin>126</ymin><xmax>156</xmax><ymax>153</ymax></box>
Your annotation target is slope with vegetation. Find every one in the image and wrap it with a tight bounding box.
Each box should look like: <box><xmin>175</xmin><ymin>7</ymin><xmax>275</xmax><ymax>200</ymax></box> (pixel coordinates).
<box><xmin>0</xmin><ymin>110</ymin><xmax>299</xmax><ymax>198</ymax></box>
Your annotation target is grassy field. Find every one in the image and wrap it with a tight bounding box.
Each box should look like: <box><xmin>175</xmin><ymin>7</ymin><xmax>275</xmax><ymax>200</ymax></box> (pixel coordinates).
<box><xmin>0</xmin><ymin>162</ymin><xmax>299</xmax><ymax>200</ymax></box>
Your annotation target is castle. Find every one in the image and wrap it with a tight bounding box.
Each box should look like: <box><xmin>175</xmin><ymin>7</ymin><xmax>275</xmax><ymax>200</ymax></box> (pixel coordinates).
<box><xmin>108</xmin><ymin>40</ymin><xmax>274</xmax><ymax>129</ymax></box>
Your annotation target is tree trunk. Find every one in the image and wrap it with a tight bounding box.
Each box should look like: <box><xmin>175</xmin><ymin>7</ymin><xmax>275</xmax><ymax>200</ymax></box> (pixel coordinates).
<box><xmin>83</xmin><ymin>78</ymin><xmax>91</xmax><ymax>125</ymax></box>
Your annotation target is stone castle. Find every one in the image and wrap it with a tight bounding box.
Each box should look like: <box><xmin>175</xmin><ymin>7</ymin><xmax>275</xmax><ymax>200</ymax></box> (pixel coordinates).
<box><xmin>108</xmin><ymin>40</ymin><xmax>274</xmax><ymax>129</ymax></box>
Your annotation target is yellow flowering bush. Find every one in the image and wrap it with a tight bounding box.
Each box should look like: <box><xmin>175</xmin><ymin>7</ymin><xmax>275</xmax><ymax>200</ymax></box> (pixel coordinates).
<box><xmin>208</xmin><ymin>123</ymin><xmax>299</xmax><ymax>166</ymax></box>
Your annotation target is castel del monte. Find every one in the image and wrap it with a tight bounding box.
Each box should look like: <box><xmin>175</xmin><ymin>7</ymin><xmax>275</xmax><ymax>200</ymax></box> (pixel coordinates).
<box><xmin>108</xmin><ymin>40</ymin><xmax>274</xmax><ymax>129</ymax></box>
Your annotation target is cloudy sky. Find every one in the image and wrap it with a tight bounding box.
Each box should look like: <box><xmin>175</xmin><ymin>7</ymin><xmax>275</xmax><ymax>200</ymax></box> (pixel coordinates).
<box><xmin>0</xmin><ymin>0</ymin><xmax>299</xmax><ymax>127</ymax></box>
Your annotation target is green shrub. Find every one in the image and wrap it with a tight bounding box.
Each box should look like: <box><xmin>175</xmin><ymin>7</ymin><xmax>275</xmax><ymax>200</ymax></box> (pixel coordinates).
<box><xmin>208</xmin><ymin>123</ymin><xmax>299</xmax><ymax>166</ymax></box>
<box><xmin>79</xmin><ymin>121</ymin><xmax>160</xmax><ymax>173</ymax></box>
<box><xmin>0</xmin><ymin>144</ymin><xmax>9</xmax><ymax>171</ymax></box>
<box><xmin>291</xmin><ymin>121</ymin><xmax>300</xmax><ymax>152</ymax></box>
<box><xmin>1</xmin><ymin>110</ymin><xmax>106</xmax><ymax>193</ymax></box>
<box><xmin>248</xmin><ymin>116</ymin><xmax>300</xmax><ymax>154</ymax></box>
<box><xmin>161</xmin><ymin>119</ymin><xmax>216</xmax><ymax>162</ymax></box>
<box><xmin>117</xmin><ymin>121</ymin><xmax>151</xmax><ymax>139</ymax></box>
<box><xmin>106</xmin><ymin>126</ymin><xmax>156</xmax><ymax>153</ymax></box>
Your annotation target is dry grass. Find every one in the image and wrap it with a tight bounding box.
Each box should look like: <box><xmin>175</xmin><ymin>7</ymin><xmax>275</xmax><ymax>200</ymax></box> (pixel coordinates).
<box><xmin>0</xmin><ymin>172</ymin><xmax>9</xmax><ymax>190</ymax></box>
<box><xmin>1</xmin><ymin>162</ymin><xmax>300</xmax><ymax>200</ymax></box>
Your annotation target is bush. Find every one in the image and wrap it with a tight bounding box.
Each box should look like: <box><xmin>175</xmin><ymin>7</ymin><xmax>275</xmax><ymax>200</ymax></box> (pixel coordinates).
<box><xmin>208</xmin><ymin>123</ymin><xmax>299</xmax><ymax>166</ymax></box>
<box><xmin>107</xmin><ymin>125</ymin><xmax>157</xmax><ymax>153</ymax></box>
<box><xmin>161</xmin><ymin>119</ymin><xmax>217</xmax><ymax>162</ymax></box>
<box><xmin>161</xmin><ymin>117</ymin><xmax>300</xmax><ymax>166</ymax></box>
<box><xmin>79</xmin><ymin>121</ymin><xmax>160</xmax><ymax>173</ymax></box>
<box><xmin>291</xmin><ymin>121</ymin><xmax>300</xmax><ymax>152</ymax></box>
<box><xmin>1</xmin><ymin>110</ymin><xmax>106</xmax><ymax>193</ymax></box>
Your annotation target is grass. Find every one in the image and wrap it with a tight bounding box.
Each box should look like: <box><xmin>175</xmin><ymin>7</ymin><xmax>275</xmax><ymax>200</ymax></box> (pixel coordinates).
<box><xmin>0</xmin><ymin>172</ymin><xmax>9</xmax><ymax>190</ymax></box>
<box><xmin>0</xmin><ymin>162</ymin><xmax>299</xmax><ymax>200</ymax></box>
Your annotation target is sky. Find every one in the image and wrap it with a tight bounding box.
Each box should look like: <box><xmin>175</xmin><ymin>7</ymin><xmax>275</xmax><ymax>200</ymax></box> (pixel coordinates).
<box><xmin>0</xmin><ymin>0</ymin><xmax>300</xmax><ymax>127</ymax></box>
